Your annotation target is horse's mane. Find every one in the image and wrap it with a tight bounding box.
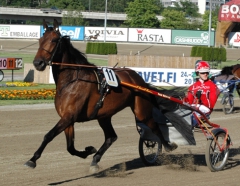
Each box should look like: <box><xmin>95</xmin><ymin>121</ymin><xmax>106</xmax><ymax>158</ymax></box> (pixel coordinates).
<box><xmin>60</xmin><ymin>36</ymin><xmax>95</xmax><ymax>67</ymax></box>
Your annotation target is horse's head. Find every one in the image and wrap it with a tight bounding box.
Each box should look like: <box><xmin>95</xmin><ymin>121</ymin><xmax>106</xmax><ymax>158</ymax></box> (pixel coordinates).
<box><xmin>33</xmin><ymin>19</ymin><xmax>61</xmax><ymax>71</ymax></box>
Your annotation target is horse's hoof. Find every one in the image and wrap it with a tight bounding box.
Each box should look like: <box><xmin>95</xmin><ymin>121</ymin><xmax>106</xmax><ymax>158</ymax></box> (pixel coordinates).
<box><xmin>89</xmin><ymin>165</ymin><xmax>99</xmax><ymax>174</ymax></box>
<box><xmin>85</xmin><ymin>146</ymin><xmax>97</xmax><ymax>154</ymax></box>
<box><xmin>24</xmin><ymin>161</ymin><xmax>36</xmax><ymax>168</ymax></box>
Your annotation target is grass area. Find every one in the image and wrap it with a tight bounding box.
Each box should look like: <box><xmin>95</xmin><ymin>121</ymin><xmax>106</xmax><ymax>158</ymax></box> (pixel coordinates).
<box><xmin>0</xmin><ymin>83</ymin><xmax>55</xmax><ymax>90</ymax></box>
<box><xmin>221</xmin><ymin>60</ymin><xmax>240</xmax><ymax>67</ymax></box>
<box><xmin>0</xmin><ymin>100</ymin><xmax>54</xmax><ymax>106</ymax></box>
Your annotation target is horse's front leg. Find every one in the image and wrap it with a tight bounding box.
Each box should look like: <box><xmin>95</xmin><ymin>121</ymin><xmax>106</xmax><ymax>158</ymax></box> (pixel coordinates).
<box><xmin>64</xmin><ymin>124</ymin><xmax>97</xmax><ymax>158</ymax></box>
<box><xmin>24</xmin><ymin>117</ymin><xmax>72</xmax><ymax>169</ymax></box>
<box><xmin>90</xmin><ymin>117</ymin><xmax>117</xmax><ymax>173</ymax></box>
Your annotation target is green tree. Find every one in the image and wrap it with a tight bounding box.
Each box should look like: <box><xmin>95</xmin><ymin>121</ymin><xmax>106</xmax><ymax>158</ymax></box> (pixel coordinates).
<box><xmin>174</xmin><ymin>0</ymin><xmax>200</xmax><ymax>18</ymax></box>
<box><xmin>62</xmin><ymin>10</ymin><xmax>86</xmax><ymax>26</ymax></box>
<box><xmin>201</xmin><ymin>7</ymin><xmax>219</xmax><ymax>30</ymax></box>
<box><xmin>123</xmin><ymin>0</ymin><xmax>160</xmax><ymax>28</ymax></box>
<box><xmin>161</xmin><ymin>9</ymin><xmax>188</xmax><ymax>29</ymax></box>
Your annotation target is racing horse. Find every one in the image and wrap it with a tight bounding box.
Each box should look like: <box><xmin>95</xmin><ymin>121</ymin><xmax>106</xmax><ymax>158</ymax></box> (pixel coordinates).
<box><xmin>212</xmin><ymin>64</ymin><xmax>240</xmax><ymax>96</ymax></box>
<box><xmin>89</xmin><ymin>33</ymin><xmax>99</xmax><ymax>40</ymax></box>
<box><xmin>25</xmin><ymin>19</ymin><xmax>191</xmax><ymax>173</ymax></box>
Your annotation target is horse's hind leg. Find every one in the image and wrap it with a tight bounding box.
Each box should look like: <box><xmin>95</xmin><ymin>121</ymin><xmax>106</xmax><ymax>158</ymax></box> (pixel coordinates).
<box><xmin>64</xmin><ymin>124</ymin><xmax>97</xmax><ymax>158</ymax></box>
<box><xmin>90</xmin><ymin>117</ymin><xmax>117</xmax><ymax>173</ymax></box>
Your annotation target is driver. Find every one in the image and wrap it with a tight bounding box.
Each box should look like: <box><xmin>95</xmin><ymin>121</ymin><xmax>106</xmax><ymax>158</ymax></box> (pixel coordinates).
<box><xmin>184</xmin><ymin>61</ymin><xmax>219</xmax><ymax>127</ymax></box>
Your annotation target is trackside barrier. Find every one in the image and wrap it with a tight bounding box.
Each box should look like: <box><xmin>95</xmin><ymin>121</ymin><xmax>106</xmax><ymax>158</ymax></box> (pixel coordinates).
<box><xmin>108</xmin><ymin>55</ymin><xmax>201</xmax><ymax>69</ymax></box>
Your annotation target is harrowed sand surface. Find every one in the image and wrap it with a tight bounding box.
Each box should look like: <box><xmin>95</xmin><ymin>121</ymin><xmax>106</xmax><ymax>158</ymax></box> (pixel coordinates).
<box><xmin>1</xmin><ymin>100</ymin><xmax>240</xmax><ymax>186</ymax></box>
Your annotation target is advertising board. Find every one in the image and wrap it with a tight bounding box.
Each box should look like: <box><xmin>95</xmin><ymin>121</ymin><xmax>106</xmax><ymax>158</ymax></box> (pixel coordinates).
<box><xmin>84</xmin><ymin>27</ymin><xmax>128</xmax><ymax>42</ymax></box>
<box><xmin>0</xmin><ymin>25</ymin><xmax>40</xmax><ymax>39</ymax></box>
<box><xmin>172</xmin><ymin>30</ymin><xmax>215</xmax><ymax>46</ymax></box>
<box><xmin>228</xmin><ymin>32</ymin><xmax>240</xmax><ymax>47</ymax></box>
<box><xmin>128</xmin><ymin>28</ymin><xmax>171</xmax><ymax>43</ymax></box>
<box><xmin>218</xmin><ymin>0</ymin><xmax>240</xmax><ymax>22</ymax></box>
<box><xmin>129</xmin><ymin>67</ymin><xmax>220</xmax><ymax>87</ymax></box>
<box><xmin>40</xmin><ymin>26</ymin><xmax>84</xmax><ymax>40</ymax></box>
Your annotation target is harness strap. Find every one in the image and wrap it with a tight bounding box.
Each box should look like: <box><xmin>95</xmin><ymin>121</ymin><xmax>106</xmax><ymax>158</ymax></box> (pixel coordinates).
<box><xmin>89</xmin><ymin>79</ymin><xmax>110</xmax><ymax>120</ymax></box>
<box><xmin>89</xmin><ymin>68</ymin><xmax>113</xmax><ymax>119</ymax></box>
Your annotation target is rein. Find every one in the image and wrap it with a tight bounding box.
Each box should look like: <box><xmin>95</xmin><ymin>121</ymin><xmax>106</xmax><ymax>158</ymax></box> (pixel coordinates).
<box><xmin>52</xmin><ymin>62</ymin><xmax>105</xmax><ymax>68</ymax></box>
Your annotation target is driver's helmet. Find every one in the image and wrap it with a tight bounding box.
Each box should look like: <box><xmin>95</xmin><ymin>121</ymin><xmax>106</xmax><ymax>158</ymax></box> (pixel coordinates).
<box><xmin>195</xmin><ymin>61</ymin><xmax>210</xmax><ymax>72</ymax></box>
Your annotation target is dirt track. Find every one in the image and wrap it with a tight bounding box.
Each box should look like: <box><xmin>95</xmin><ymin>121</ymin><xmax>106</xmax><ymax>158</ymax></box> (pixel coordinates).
<box><xmin>1</xmin><ymin>100</ymin><xmax>240</xmax><ymax>186</ymax></box>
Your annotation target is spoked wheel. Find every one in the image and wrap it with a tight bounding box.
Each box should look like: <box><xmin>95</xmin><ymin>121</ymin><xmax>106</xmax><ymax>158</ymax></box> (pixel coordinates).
<box><xmin>138</xmin><ymin>138</ymin><xmax>162</xmax><ymax>166</ymax></box>
<box><xmin>205</xmin><ymin>132</ymin><xmax>230</xmax><ymax>172</ymax></box>
<box><xmin>222</xmin><ymin>94</ymin><xmax>234</xmax><ymax>114</ymax></box>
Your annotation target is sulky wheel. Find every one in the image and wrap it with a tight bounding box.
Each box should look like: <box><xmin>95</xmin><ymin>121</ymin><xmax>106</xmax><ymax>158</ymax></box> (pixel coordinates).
<box><xmin>0</xmin><ymin>70</ymin><xmax>4</xmax><ymax>82</ymax></box>
<box><xmin>222</xmin><ymin>94</ymin><xmax>234</xmax><ymax>114</ymax></box>
<box><xmin>205</xmin><ymin>132</ymin><xmax>230</xmax><ymax>172</ymax></box>
<box><xmin>138</xmin><ymin>138</ymin><xmax>162</xmax><ymax>166</ymax></box>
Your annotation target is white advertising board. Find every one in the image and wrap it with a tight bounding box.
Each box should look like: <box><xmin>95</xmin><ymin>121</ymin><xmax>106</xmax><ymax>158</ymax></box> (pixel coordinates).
<box><xmin>0</xmin><ymin>25</ymin><xmax>40</xmax><ymax>39</ymax></box>
<box><xmin>128</xmin><ymin>28</ymin><xmax>171</xmax><ymax>43</ymax></box>
<box><xmin>129</xmin><ymin>67</ymin><xmax>220</xmax><ymax>87</ymax></box>
<box><xmin>85</xmin><ymin>27</ymin><xmax>128</xmax><ymax>41</ymax></box>
<box><xmin>228</xmin><ymin>32</ymin><xmax>240</xmax><ymax>47</ymax></box>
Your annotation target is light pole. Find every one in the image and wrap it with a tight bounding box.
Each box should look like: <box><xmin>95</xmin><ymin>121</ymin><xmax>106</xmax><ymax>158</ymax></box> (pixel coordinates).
<box><xmin>208</xmin><ymin>0</ymin><xmax>212</xmax><ymax>47</ymax></box>
<box><xmin>104</xmin><ymin>0</ymin><xmax>108</xmax><ymax>42</ymax></box>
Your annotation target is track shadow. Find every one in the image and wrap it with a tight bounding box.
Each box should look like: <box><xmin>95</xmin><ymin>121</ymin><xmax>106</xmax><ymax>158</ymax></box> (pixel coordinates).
<box><xmin>48</xmin><ymin>148</ymin><xmax>240</xmax><ymax>185</ymax></box>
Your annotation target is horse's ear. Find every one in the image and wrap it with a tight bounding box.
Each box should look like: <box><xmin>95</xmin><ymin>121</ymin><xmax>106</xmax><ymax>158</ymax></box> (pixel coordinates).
<box><xmin>43</xmin><ymin>19</ymin><xmax>48</xmax><ymax>31</ymax></box>
<box><xmin>53</xmin><ymin>19</ymin><xmax>59</xmax><ymax>32</ymax></box>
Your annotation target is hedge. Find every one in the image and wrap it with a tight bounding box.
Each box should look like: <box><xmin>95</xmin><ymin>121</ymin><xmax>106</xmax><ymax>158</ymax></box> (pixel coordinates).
<box><xmin>86</xmin><ymin>42</ymin><xmax>117</xmax><ymax>55</ymax></box>
<box><xmin>190</xmin><ymin>46</ymin><xmax>226</xmax><ymax>62</ymax></box>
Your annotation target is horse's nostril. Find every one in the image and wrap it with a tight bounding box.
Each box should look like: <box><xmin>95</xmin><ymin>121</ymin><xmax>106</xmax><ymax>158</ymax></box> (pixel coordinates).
<box><xmin>33</xmin><ymin>59</ymin><xmax>46</xmax><ymax>71</ymax></box>
<box><xmin>39</xmin><ymin>61</ymin><xmax>44</xmax><ymax>67</ymax></box>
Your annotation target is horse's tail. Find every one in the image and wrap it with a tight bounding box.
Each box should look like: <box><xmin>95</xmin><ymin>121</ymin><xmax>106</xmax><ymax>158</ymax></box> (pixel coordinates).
<box><xmin>147</xmin><ymin>84</ymin><xmax>195</xmax><ymax>145</ymax></box>
<box><xmin>164</xmin><ymin>111</ymin><xmax>196</xmax><ymax>145</ymax></box>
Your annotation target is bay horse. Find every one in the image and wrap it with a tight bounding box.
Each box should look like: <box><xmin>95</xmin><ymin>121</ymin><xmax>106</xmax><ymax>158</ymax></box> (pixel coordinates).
<box><xmin>25</xmin><ymin>19</ymin><xmax>189</xmax><ymax>173</ymax></box>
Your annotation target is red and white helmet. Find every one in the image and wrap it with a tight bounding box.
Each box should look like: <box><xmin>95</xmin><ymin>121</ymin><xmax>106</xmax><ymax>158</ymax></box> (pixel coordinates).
<box><xmin>195</xmin><ymin>61</ymin><xmax>210</xmax><ymax>72</ymax></box>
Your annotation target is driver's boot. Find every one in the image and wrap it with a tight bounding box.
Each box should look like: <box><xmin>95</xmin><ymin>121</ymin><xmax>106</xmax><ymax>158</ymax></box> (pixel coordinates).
<box><xmin>162</xmin><ymin>141</ymin><xmax>178</xmax><ymax>152</ymax></box>
<box><xmin>157</xmin><ymin>128</ymin><xmax>178</xmax><ymax>152</ymax></box>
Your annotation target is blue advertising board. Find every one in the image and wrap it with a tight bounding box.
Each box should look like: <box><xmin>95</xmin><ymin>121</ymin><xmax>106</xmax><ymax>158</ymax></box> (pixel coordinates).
<box><xmin>40</xmin><ymin>26</ymin><xmax>84</xmax><ymax>40</ymax></box>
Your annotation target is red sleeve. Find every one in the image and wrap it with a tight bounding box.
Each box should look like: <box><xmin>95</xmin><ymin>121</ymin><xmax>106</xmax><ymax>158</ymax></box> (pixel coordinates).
<box><xmin>186</xmin><ymin>85</ymin><xmax>194</xmax><ymax>104</ymax></box>
<box><xmin>209</xmin><ymin>82</ymin><xmax>219</xmax><ymax>109</ymax></box>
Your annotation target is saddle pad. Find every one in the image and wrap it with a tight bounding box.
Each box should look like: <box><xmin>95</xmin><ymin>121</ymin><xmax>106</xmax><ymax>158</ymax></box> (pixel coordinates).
<box><xmin>102</xmin><ymin>67</ymin><xmax>118</xmax><ymax>87</ymax></box>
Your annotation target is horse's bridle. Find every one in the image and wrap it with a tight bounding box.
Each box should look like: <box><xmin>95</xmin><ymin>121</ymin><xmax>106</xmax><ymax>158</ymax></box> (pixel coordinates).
<box><xmin>39</xmin><ymin>31</ymin><xmax>65</xmax><ymax>66</ymax></box>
